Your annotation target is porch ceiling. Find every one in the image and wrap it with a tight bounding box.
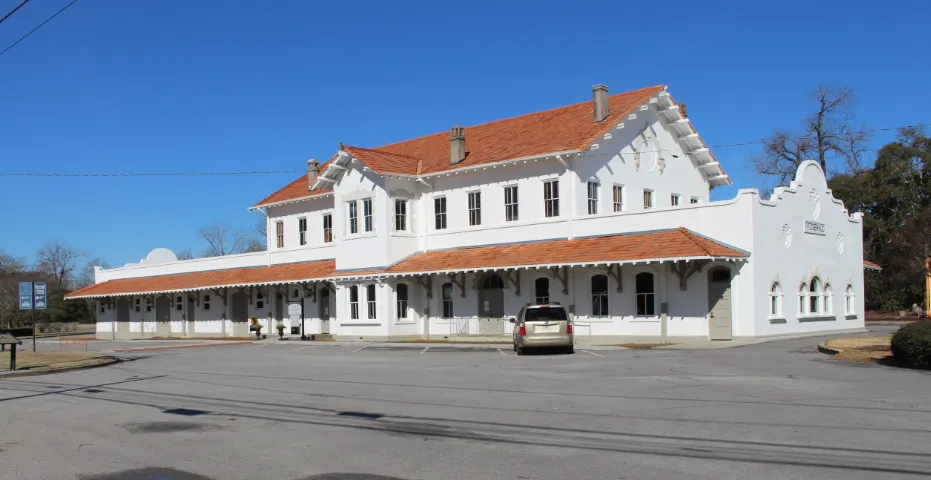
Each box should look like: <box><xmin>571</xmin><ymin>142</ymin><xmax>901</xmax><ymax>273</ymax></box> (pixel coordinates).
<box><xmin>64</xmin><ymin>260</ymin><xmax>336</xmax><ymax>300</ymax></box>
<box><xmin>333</xmin><ymin>228</ymin><xmax>749</xmax><ymax>280</ymax></box>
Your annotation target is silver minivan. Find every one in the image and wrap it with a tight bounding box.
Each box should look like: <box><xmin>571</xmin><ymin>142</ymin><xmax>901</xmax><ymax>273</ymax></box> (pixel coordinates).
<box><xmin>510</xmin><ymin>303</ymin><xmax>574</xmax><ymax>355</ymax></box>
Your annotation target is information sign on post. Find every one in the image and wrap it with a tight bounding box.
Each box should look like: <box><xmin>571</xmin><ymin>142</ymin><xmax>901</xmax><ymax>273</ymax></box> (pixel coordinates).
<box><xmin>33</xmin><ymin>282</ymin><xmax>47</xmax><ymax>310</ymax></box>
<box><xmin>19</xmin><ymin>282</ymin><xmax>33</xmax><ymax>310</ymax></box>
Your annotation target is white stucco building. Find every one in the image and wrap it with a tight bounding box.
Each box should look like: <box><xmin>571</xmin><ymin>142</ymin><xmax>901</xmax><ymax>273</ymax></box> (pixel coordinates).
<box><xmin>67</xmin><ymin>84</ymin><xmax>877</xmax><ymax>343</ymax></box>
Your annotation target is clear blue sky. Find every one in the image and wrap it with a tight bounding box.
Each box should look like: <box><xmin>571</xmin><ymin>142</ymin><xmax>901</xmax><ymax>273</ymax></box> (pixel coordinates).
<box><xmin>1</xmin><ymin>0</ymin><xmax>928</xmax><ymax>268</ymax></box>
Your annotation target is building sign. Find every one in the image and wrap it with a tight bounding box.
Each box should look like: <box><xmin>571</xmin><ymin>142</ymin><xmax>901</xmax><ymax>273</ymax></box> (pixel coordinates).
<box><xmin>288</xmin><ymin>303</ymin><xmax>302</xmax><ymax>328</ymax></box>
<box><xmin>33</xmin><ymin>282</ymin><xmax>47</xmax><ymax>310</ymax></box>
<box><xmin>18</xmin><ymin>282</ymin><xmax>33</xmax><ymax>310</ymax></box>
<box><xmin>804</xmin><ymin>220</ymin><xmax>826</xmax><ymax>236</ymax></box>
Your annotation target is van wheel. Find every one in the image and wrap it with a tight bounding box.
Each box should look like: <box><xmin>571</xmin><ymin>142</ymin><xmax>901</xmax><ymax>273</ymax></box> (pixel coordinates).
<box><xmin>512</xmin><ymin>343</ymin><xmax>517</xmax><ymax>352</ymax></box>
<box><xmin>564</xmin><ymin>346</ymin><xmax>575</xmax><ymax>355</ymax></box>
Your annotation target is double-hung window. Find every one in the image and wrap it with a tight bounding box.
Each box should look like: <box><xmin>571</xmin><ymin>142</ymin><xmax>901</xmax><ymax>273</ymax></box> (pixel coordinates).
<box><xmin>544</xmin><ymin>180</ymin><xmax>559</xmax><ymax>217</ymax></box>
<box><xmin>322</xmin><ymin>214</ymin><xmax>333</xmax><ymax>243</ymax></box>
<box><xmin>275</xmin><ymin>221</ymin><xmax>284</xmax><ymax>248</ymax></box>
<box><xmin>612</xmin><ymin>185</ymin><xmax>624</xmax><ymax>212</ymax></box>
<box><xmin>366</xmin><ymin>284</ymin><xmax>377</xmax><ymax>319</ymax></box>
<box><xmin>349</xmin><ymin>286</ymin><xmax>359</xmax><ymax>320</ymax></box>
<box><xmin>298</xmin><ymin>217</ymin><xmax>307</xmax><ymax>245</ymax></box>
<box><xmin>348</xmin><ymin>202</ymin><xmax>358</xmax><ymax>235</ymax></box>
<box><xmin>441</xmin><ymin>283</ymin><xmax>454</xmax><ymax>318</ymax></box>
<box><xmin>394</xmin><ymin>199</ymin><xmax>408</xmax><ymax>232</ymax></box>
<box><xmin>396</xmin><ymin>284</ymin><xmax>408</xmax><ymax>320</ymax></box>
<box><xmin>468</xmin><ymin>191</ymin><xmax>482</xmax><ymax>226</ymax></box>
<box><xmin>670</xmin><ymin>194</ymin><xmax>680</xmax><ymax>207</ymax></box>
<box><xmin>643</xmin><ymin>190</ymin><xmax>654</xmax><ymax>209</ymax></box>
<box><xmin>434</xmin><ymin>197</ymin><xmax>447</xmax><ymax>230</ymax></box>
<box><xmin>587</xmin><ymin>181</ymin><xmax>600</xmax><ymax>215</ymax></box>
<box><xmin>363</xmin><ymin>199</ymin><xmax>374</xmax><ymax>232</ymax></box>
<box><xmin>504</xmin><ymin>185</ymin><xmax>518</xmax><ymax>222</ymax></box>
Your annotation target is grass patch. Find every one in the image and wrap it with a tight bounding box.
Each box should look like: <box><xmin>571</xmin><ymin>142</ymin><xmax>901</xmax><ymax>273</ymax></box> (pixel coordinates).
<box><xmin>1</xmin><ymin>351</ymin><xmax>105</xmax><ymax>371</ymax></box>
<box><xmin>824</xmin><ymin>335</ymin><xmax>892</xmax><ymax>364</ymax></box>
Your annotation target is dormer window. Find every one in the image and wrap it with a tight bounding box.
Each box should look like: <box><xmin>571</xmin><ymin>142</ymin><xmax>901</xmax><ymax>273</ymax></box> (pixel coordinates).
<box><xmin>348</xmin><ymin>202</ymin><xmax>359</xmax><ymax>234</ymax></box>
<box><xmin>394</xmin><ymin>199</ymin><xmax>408</xmax><ymax>232</ymax></box>
<box><xmin>363</xmin><ymin>199</ymin><xmax>374</xmax><ymax>232</ymax></box>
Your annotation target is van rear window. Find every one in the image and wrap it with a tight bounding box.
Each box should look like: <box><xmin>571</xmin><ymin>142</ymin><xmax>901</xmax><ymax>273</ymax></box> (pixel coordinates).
<box><xmin>525</xmin><ymin>307</ymin><xmax>568</xmax><ymax>321</ymax></box>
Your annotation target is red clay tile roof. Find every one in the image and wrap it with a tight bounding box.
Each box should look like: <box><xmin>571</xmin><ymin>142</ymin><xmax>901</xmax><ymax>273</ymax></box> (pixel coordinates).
<box><xmin>864</xmin><ymin>260</ymin><xmax>882</xmax><ymax>271</ymax></box>
<box><xmin>64</xmin><ymin>260</ymin><xmax>336</xmax><ymax>299</ymax></box>
<box><xmin>251</xmin><ymin>164</ymin><xmax>333</xmax><ymax>209</ymax></box>
<box><xmin>335</xmin><ymin>228</ymin><xmax>747</xmax><ymax>277</ymax></box>
<box><xmin>253</xmin><ymin>85</ymin><xmax>666</xmax><ymax>208</ymax></box>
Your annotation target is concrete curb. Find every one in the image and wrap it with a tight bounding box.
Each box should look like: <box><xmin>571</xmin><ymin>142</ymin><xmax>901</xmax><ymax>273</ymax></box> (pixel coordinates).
<box><xmin>112</xmin><ymin>341</ymin><xmax>254</xmax><ymax>353</ymax></box>
<box><xmin>1</xmin><ymin>356</ymin><xmax>122</xmax><ymax>378</ymax></box>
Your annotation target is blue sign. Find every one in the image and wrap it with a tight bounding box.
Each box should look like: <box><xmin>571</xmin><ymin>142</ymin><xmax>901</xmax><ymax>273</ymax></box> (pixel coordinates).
<box><xmin>33</xmin><ymin>282</ymin><xmax>47</xmax><ymax>310</ymax></box>
<box><xmin>19</xmin><ymin>282</ymin><xmax>33</xmax><ymax>310</ymax></box>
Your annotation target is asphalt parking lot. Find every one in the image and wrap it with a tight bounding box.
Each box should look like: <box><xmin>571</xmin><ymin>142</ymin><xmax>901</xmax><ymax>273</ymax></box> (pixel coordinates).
<box><xmin>1</xmin><ymin>329</ymin><xmax>930</xmax><ymax>480</ymax></box>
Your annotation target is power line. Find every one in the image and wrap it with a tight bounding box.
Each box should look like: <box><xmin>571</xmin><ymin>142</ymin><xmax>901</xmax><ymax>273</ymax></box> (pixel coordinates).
<box><xmin>0</xmin><ymin>124</ymin><xmax>923</xmax><ymax>178</ymax></box>
<box><xmin>0</xmin><ymin>0</ymin><xmax>80</xmax><ymax>58</ymax></box>
<box><xmin>0</xmin><ymin>0</ymin><xmax>32</xmax><ymax>26</ymax></box>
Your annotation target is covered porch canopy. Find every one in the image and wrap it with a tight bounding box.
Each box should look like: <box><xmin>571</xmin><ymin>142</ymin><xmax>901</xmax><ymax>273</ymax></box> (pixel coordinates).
<box><xmin>64</xmin><ymin>260</ymin><xmax>337</xmax><ymax>300</ymax></box>
<box><xmin>332</xmin><ymin>228</ymin><xmax>750</xmax><ymax>292</ymax></box>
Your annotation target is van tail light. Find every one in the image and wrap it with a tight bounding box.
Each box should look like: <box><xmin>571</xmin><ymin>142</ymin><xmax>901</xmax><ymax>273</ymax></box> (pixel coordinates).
<box><xmin>567</xmin><ymin>323</ymin><xmax>573</xmax><ymax>334</ymax></box>
<box><xmin>519</xmin><ymin>324</ymin><xmax>526</xmax><ymax>336</ymax></box>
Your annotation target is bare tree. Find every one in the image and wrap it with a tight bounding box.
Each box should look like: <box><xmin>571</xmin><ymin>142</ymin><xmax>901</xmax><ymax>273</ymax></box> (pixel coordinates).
<box><xmin>256</xmin><ymin>216</ymin><xmax>267</xmax><ymax>240</ymax></box>
<box><xmin>198</xmin><ymin>222</ymin><xmax>249</xmax><ymax>257</ymax></box>
<box><xmin>0</xmin><ymin>249</ymin><xmax>25</xmax><ymax>276</ymax></box>
<box><xmin>79</xmin><ymin>258</ymin><xmax>111</xmax><ymax>289</ymax></box>
<box><xmin>244</xmin><ymin>239</ymin><xmax>265</xmax><ymax>253</ymax></box>
<box><xmin>176</xmin><ymin>249</ymin><xmax>195</xmax><ymax>260</ymax></box>
<box><xmin>750</xmin><ymin>84</ymin><xmax>869</xmax><ymax>187</ymax></box>
<box><xmin>36</xmin><ymin>241</ymin><xmax>85</xmax><ymax>291</ymax></box>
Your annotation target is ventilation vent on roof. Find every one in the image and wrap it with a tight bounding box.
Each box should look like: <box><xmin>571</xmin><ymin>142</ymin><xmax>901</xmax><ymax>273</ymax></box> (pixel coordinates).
<box><xmin>450</xmin><ymin>126</ymin><xmax>466</xmax><ymax>164</ymax></box>
<box><xmin>593</xmin><ymin>84</ymin><xmax>609</xmax><ymax>122</ymax></box>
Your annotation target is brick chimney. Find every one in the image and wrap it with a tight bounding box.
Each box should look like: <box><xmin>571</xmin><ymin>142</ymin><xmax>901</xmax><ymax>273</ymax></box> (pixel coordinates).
<box><xmin>307</xmin><ymin>159</ymin><xmax>320</xmax><ymax>190</ymax></box>
<box><xmin>593</xmin><ymin>84</ymin><xmax>609</xmax><ymax>122</ymax></box>
<box><xmin>450</xmin><ymin>126</ymin><xmax>466</xmax><ymax>164</ymax></box>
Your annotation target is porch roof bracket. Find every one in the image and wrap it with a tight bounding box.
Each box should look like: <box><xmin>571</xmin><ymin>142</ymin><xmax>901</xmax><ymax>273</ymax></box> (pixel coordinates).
<box><xmin>672</xmin><ymin>260</ymin><xmax>707</xmax><ymax>290</ymax></box>
<box><xmin>210</xmin><ymin>288</ymin><xmax>228</xmax><ymax>306</ymax></box>
<box><xmin>416</xmin><ymin>274</ymin><xmax>433</xmax><ymax>299</ymax></box>
<box><xmin>450</xmin><ymin>272</ymin><xmax>466</xmax><ymax>298</ymax></box>
<box><xmin>549</xmin><ymin>266</ymin><xmax>569</xmax><ymax>294</ymax></box>
<box><xmin>300</xmin><ymin>281</ymin><xmax>318</xmax><ymax>303</ymax></box>
<box><xmin>504</xmin><ymin>269</ymin><xmax>521</xmax><ymax>296</ymax></box>
<box><xmin>607</xmin><ymin>264</ymin><xmax>622</xmax><ymax>292</ymax></box>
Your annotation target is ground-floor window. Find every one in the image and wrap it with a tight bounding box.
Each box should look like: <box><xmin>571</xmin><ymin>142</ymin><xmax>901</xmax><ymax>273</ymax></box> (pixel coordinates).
<box><xmin>441</xmin><ymin>282</ymin><xmax>454</xmax><ymax>318</ymax></box>
<box><xmin>535</xmin><ymin>277</ymin><xmax>549</xmax><ymax>303</ymax></box>
<box><xmin>769</xmin><ymin>282</ymin><xmax>782</xmax><ymax>317</ymax></box>
<box><xmin>635</xmin><ymin>272</ymin><xmax>655</xmax><ymax>315</ymax></box>
<box><xmin>367</xmin><ymin>284</ymin><xmax>377</xmax><ymax>319</ymax></box>
<box><xmin>396</xmin><ymin>283</ymin><xmax>408</xmax><ymax>319</ymax></box>
<box><xmin>808</xmin><ymin>277</ymin><xmax>822</xmax><ymax>314</ymax></box>
<box><xmin>845</xmin><ymin>285</ymin><xmax>855</xmax><ymax>314</ymax></box>
<box><xmin>591</xmin><ymin>275</ymin><xmax>608</xmax><ymax>316</ymax></box>
<box><xmin>798</xmin><ymin>283</ymin><xmax>807</xmax><ymax>315</ymax></box>
<box><xmin>349</xmin><ymin>286</ymin><xmax>359</xmax><ymax>320</ymax></box>
<box><xmin>824</xmin><ymin>283</ymin><xmax>833</xmax><ymax>314</ymax></box>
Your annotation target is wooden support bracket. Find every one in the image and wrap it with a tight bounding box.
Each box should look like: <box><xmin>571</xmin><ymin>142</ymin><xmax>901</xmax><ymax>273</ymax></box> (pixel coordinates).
<box><xmin>450</xmin><ymin>272</ymin><xmax>466</xmax><ymax>298</ymax></box>
<box><xmin>300</xmin><ymin>281</ymin><xmax>318</xmax><ymax>303</ymax></box>
<box><xmin>671</xmin><ymin>260</ymin><xmax>707</xmax><ymax>290</ymax></box>
<box><xmin>606</xmin><ymin>264</ymin><xmax>622</xmax><ymax>292</ymax></box>
<box><xmin>416</xmin><ymin>275</ymin><xmax>433</xmax><ymax>299</ymax></box>
<box><xmin>503</xmin><ymin>269</ymin><xmax>521</xmax><ymax>296</ymax></box>
<box><xmin>548</xmin><ymin>266</ymin><xmax>569</xmax><ymax>294</ymax></box>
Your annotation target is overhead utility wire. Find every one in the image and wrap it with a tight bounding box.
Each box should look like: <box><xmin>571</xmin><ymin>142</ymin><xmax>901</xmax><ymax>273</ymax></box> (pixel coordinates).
<box><xmin>0</xmin><ymin>124</ymin><xmax>923</xmax><ymax>178</ymax></box>
<box><xmin>0</xmin><ymin>0</ymin><xmax>80</xmax><ymax>58</ymax></box>
<box><xmin>0</xmin><ymin>0</ymin><xmax>32</xmax><ymax>26</ymax></box>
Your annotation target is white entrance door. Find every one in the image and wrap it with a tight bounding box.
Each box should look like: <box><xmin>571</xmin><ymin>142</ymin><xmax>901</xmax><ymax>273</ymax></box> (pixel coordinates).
<box><xmin>707</xmin><ymin>268</ymin><xmax>733</xmax><ymax>341</ymax></box>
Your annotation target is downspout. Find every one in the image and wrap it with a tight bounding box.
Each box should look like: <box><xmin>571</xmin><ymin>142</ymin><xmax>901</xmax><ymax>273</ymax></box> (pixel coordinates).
<box><xmin>563</xmin><ymin>155</ymin><xmax>575</xmax><ymax>240</ymax></box>
<box><xmin>260</xmin><ymin>207</ymin><xmax>271</xmax><ymax>266</ymax></box>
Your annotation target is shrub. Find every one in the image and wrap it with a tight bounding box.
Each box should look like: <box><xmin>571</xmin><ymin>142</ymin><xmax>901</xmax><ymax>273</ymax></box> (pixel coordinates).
<box><xmin>891</xmin><ymin>321</ymin><xmax>931</xmax><ymax>369</ymax></box>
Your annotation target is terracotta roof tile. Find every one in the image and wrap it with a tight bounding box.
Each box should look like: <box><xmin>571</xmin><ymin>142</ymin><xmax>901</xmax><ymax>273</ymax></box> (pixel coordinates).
<box><xmin>254</xmin><ymin>85</ymin><xmax>666</xmax><ymax>207</ymax></box>
<box><xmin>65</xmin><ymin>260</ymin><xmax>336</xmax><ymax>299</ymax></box>
<box><xmin>864</xmin><ymin>260</ymin><xmax>882</xmax><ymax>271</ymax></box>
<box><xmin>251</xmin><ymin>163</ymin><xmax>333</xmax><ymax>209</ymax></box>
<box><xmin>332</xmin><ymin>228</ymin><xmax>747</xmax><ymax>277</ymax></box>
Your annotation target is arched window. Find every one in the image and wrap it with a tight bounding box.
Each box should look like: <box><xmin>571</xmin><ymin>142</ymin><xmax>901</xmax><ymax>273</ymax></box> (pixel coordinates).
<box><xmin>366</xmin><ymin>284</ymin><xmax>377</xmax><ymax>319</ymax></box>
<box><xmin>798</xmin><ymin>283</ymin><xmax>807</xmax><ymax>315</ymax></box>
<box><xmin>635</xmin><ymin>272</ymin><xmax>655</xmax><ymax>316</ymax></box>
<box><xmin>769</xmin><ymin>282</ymin><xmax>782</xmax><ymax>317</ymax></box>
<box><xmin>809</xmin><ymin>277</ymin><xmax>822</xmax><ymax>314</ymax></box>
<box><xmin>348</xmin><ymin>286</ymin><xmax>359</xmax><ymax>320</ymax></box>
<box><xmin>441</xmin><ymin>282</ymin><xmax>454</xmax><ymax>318</ymax></box>
<box><xmin>482</xmin><ymin>274</ymin><xmax>504</xmax><ymax>289</ymax></box>
<box><xmin>591</xmin><ymin>275</ymin><xmax>608</xmax><ymax>316</ymax></box>
<box><xmin>534</xmin><ymin>278</ymin><xmax>550</xmax><ymax>304</ymax></box>
<box><xmin>823</xmin><ymin>283</ymin><xmax>833</xmax><ymax>314</ymax></box>
<box><xmin>396</xmin><ymin>284</ymin><xmax>409</xmax><ymax>319</ymax></box>
<box><xmin>845</xmin><ymin>285</ymin><xmax>855</xmax><ymax>314</ymax></box>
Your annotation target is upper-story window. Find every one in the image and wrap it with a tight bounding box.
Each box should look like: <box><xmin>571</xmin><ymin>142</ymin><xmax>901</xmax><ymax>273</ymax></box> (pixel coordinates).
<box><xmin>394</xmin><ymin>199</ymin><xmax>408</xmax><ymax>232</ymax></box>
<box><xmin>348</xmin><ymin>202</ymin><xmax>359</xmax><ymax>234</ymax></box>
<box><xmin>613</xmin><ymin>184</ymin><xmax>624</xmax><ymax>212</ymax></box>
<box><xmin>643</xmin><ymin>190</ymin><xmax>654</xmax><ymax>209</ymax></box>
<box><xmin>690</xmin><ymin>197</ymin><xmax>700</xmax><ymax>205</ymax></box>
<box><xmin>587</xmin><ymin>181</ymin><xmax>600</xmax><ymax>215</ymax></box>
<box><xmin>363</xmin><ymin>199</ymin><xmax>374</xmax><ymax>232</ymax></box>
<box><xmin>298</xmin><ymin>217</ymin><xmax>307</xmax><ymax>246</ymax></box>
<box><xmin>504</xmin><ymin>185</ymin><xmax>518</xmax><ymax>222</ymax></box>
<box><xmin>544</xmin><ymin>180</ymin><xmax>559</xmax><ymax>217</ymax></box>
<box><xmin>670</xmin><ymin>194</ymin><xmax>680</xmax><ymax>207</ymax></box>
<box><xmin>468</xmin><ymin>191</ymin><xmax>482</xmax><ymax>226</ymax></box>
<box><xmin>434</xmin><ymin>197</ymin><xmax>447</xmax><ymax>230</ymax></box>
<box><xmin>275</xmin><ymin>221</ymin><xmax>284</xmax><ymax>248</ymax></box>
<box><xmin>322</xmin><ymin>214</ymin><xmax>333</xmax><ymax>243</ymax></box>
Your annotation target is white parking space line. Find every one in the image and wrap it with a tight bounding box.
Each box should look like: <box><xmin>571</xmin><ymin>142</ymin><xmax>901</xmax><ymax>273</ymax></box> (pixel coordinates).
<box><xmin>420</xmin><ymin>346</ymin><xmax>429</xmax><ymax>354</ymax></box>
<box><xmin>352</xmin><ymin>345</ymin><xmax>367</xmax><ymax>353</ymax></box>
<box><xmin>581</xmin><ymin>349</ymin><xmax>604</xmax><ymax>357</ymax></box>
<box><xmin>296</xmin><ymin>346</ymin><xmax>313</xmax><ymax>351</ymax></box>
<box><xmin>497</xmin><ymin>349</ymin><xmax>506</xmax><ymax>355</ymax></box>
